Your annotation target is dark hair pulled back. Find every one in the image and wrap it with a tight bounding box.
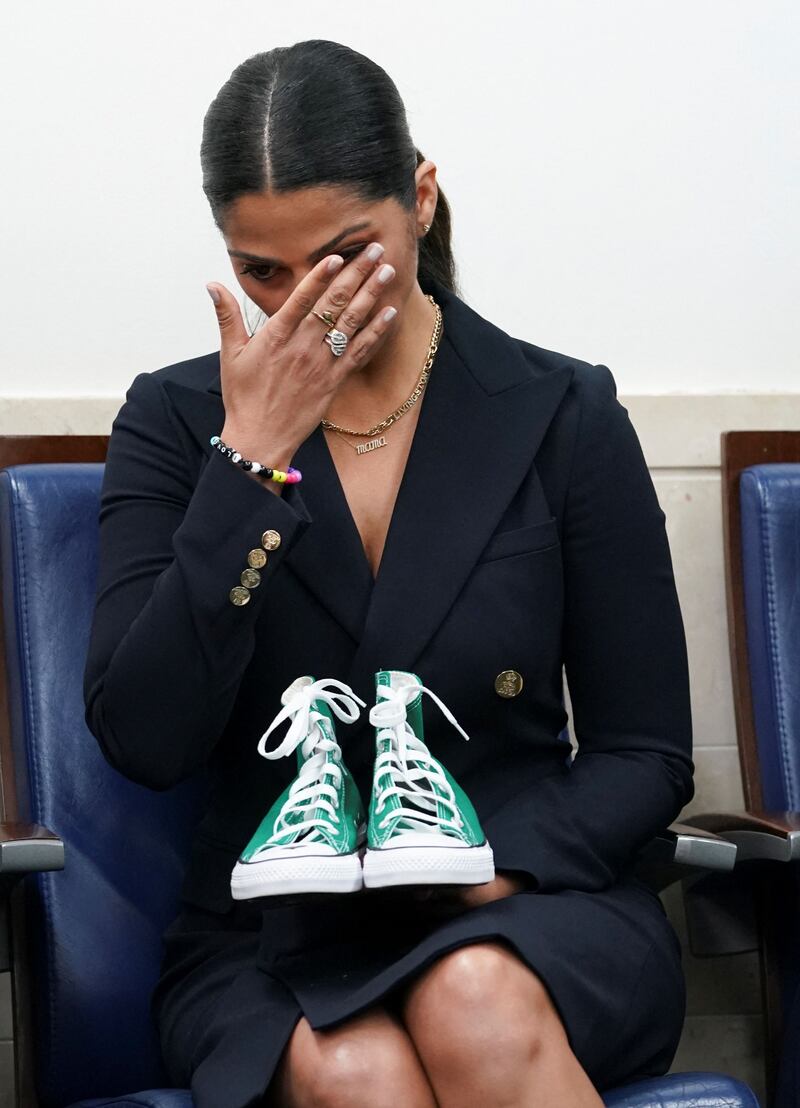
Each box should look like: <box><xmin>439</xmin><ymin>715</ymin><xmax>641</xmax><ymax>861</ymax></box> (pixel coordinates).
<box><xmin>200</xmin><ymin>39</ymin><xmax>457</xmax><ymax>294</ymax></box>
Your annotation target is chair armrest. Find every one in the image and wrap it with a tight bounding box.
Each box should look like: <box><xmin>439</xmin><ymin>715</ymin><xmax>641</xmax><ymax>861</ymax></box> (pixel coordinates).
<box><xmin>666</xmin><ymin>821</ymin><xmax>740</xmax><ymax>869</ymax></box>
<box><xmin>0</xmin><ymin>822</ymin><xmax>64</xmax><ymax>874</ymax></box>
<box><xmin>633</xmin><ymin>821</ymin><xmax>737</xmax><ymax>892</ymax></box>
<box><xmin>684</xmin><ymin>809</ymin><xmax>800</xmax><ymax>862</ymax></box>
<box><xmin>0</xmin><ymin>824</ymin><xmax>64</xmax><ymax>985</ymax></box>
<box><xmin>636</xmin><ymin>821</ymin><xmax>738</xmax><ymax>870</ymax></box>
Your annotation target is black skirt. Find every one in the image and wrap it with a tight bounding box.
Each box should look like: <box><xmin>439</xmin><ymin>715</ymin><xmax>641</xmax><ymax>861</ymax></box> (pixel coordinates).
<box><xmin>151</xmin><ymin>874</ymin><xmax>686</xmax><ymax>1108</ymax></box>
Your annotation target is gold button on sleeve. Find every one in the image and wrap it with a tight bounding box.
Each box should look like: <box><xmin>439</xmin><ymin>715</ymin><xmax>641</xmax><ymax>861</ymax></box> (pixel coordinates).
<box><xmin>495</xmin><ymin>670</ymin><xmax>523</xmax><ymax>697</ymax></box>
<box><xmin>247</xmin><ymin>548</ymin><xmax>268</xmax><ymax>569</ymax></box>
<box><xmin>261</xmin><ymin>529</ymin><xmax>281</xmax><ymax>551</ymax></box>
<box><xmin>229</xmin><ymin>586</ymin><xmax>251</xmax><ymax>606</ymax></box>
<box><xmin>240</xmin><ymin>568</ymin><xmax>261</xmax><ymax>589</ymax></box>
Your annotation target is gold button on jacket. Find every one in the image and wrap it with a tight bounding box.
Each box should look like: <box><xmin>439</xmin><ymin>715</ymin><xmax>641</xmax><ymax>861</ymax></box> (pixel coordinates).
<box><xmin>261</xmin><ymin>529</ymin><xmax>281</xmax><ymax>551</ymax></box>
<box><xmin>229</xmin><ymin>586</ymin><xmax>251</xmax><ymax>606</ymax></box>
<box><xmin>495</xmin><ymin>670</ymin><xmax>524</xmax><ymax>697</ymax></box>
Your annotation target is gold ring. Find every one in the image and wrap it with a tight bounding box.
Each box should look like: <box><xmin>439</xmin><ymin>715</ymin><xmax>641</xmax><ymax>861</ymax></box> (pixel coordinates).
<box><xmin>311</xmin><ymin>309</ymin><xmax>339</xmax><ymax>328</ymax></box>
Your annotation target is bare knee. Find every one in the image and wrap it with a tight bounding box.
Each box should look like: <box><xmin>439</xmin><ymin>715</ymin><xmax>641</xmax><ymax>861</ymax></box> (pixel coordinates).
<box><xmin>267</xmin><ymin>1008</ymin><xmax>435</xmax><ymax>1108</ymax></box>
<box><xmin>402</xmin><ymin>942</ymin><xmax>554</xmax><ymax>1065</ymax></box>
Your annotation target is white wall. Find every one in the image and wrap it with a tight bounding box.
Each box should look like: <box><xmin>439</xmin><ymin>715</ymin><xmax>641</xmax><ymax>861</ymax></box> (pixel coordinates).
<box><xmin>0</xmin><ymin>0</ymin><xmax>797</xmax><ymax>398</ymax></box>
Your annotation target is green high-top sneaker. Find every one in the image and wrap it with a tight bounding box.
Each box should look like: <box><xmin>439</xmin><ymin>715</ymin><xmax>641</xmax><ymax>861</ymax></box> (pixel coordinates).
<box><xmin>231</xmin><ymin>675</ymin><xmax>368</xmax><ymax>900</ymax></box>
<box><xmin>362</xmin><ymin>669</ymin><xmax>495</xmax><ymax>889</ymax></box>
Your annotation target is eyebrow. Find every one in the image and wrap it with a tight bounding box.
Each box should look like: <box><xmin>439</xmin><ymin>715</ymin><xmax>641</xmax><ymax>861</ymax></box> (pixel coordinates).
<box><xmin>227</xmin><ymin>221</ymin><xmax>372</xmax><ymax>266</ymax></box>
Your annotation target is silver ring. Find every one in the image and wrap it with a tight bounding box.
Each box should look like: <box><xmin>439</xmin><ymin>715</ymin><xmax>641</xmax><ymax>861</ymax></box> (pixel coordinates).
<box><xmin>324</xmin><ymin>328</ymin><xmax>349</xmax><ymax>357</ymax></box>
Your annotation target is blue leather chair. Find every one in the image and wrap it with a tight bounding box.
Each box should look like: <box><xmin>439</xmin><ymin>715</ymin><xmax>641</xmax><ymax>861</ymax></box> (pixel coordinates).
<box><xmin>689</xmin><ymin>449</ymin><xmax>800</xmax><ymax>1107</ymax></box>
<box><xmin>737</xmin><ymin>463</ymin><xmax>800</xmax><ymax>1108</ymax></box>
<box><xmin>0</xmin><ymin>462</ymin><xmax>761</xmax><ymax>1107</ymax></box>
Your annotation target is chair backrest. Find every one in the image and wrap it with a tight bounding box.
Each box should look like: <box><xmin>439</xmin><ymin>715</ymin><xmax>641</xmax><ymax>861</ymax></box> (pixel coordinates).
<box><xmin>738</xmin><ymin>462</ymin><xmax>800</xmax><ymax>812</ymax></box>
<box><xmin>726</xmin><ymin>449</ymin><xmax>797</xmax><ymax>1108</ymax></box>
<box><xmin>0</xmin><ymin>463</ymin><xmax>207</xmax><ymax>1107</ymax></box>
<box><xmin>721</xmin><ymin>431</ymin><xmax>800</xmax><ymax>809</ymax></box>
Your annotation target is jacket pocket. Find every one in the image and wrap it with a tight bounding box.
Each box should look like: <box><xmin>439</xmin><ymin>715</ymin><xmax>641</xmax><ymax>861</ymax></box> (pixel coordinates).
<box><xmin>477</xmin><ymin>516</ymin><xmax>560</xmax><ymax>564</ymax></box>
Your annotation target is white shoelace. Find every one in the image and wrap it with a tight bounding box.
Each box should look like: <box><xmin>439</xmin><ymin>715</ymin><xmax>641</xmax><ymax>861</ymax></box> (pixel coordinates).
<box><xmin>253</xmin><ymin>678</ymin><xmax>366</xmax><ymax>853</ymax></box>
<box><xmin>368</xmin><ymin>682</ymin><xmax>471</xmax><ymax>838</ymax></box>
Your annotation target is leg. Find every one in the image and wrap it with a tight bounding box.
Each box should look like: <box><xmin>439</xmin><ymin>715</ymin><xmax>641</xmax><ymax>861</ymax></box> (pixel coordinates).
<box><xmin>263</xmin><ymin>1002</ymin><xmax>439</xmax><ymax>1108</ymax></box>
<box><xmin>398</xmin><ymin>941</ymin><xmax>605</xmax><ymax>1108</ymax></box>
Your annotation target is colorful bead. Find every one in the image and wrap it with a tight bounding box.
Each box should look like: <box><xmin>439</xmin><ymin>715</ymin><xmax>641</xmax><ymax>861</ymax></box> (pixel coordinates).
<box><xmin>209</xmin><ymin>435</ymin><xmax>303</xmax><ymax>485</ymax></box>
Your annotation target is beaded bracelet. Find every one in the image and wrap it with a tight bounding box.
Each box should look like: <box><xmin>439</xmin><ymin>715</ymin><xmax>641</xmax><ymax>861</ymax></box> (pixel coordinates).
<box><xmin>210</xmin><ymin>435</ymin><xmax>303</xmax><ymax>484</ymax></box>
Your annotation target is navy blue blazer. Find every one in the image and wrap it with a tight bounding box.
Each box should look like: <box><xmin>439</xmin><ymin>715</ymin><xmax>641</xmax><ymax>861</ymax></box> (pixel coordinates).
<box><xmin>82</xmin><ymin>272</ymin><xmax>695</xmax><ymax>921</ymax></box>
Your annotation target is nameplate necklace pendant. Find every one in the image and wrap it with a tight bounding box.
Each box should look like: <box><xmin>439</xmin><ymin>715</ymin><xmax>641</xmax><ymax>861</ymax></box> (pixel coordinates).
<box><xmin>356</xmin><ymin>435</ymin><xmax>388</xmax><ymax>455</ymax></box>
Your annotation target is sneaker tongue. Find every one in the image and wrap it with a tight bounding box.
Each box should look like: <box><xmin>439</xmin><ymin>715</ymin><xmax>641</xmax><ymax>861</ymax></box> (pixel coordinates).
<box><xmin>375</xmin><ymin>670</ymin><xmax>449</xmax><ymax>834</ymax></box>
<box><xmin>282</xmin><ymin>677</ymin><xmax>340</xmax><ymax>848</ymax></box>
<box><xmin>376</xmin><ymin>670</ymin><xmax>425</xmax><ymax>741</ymax></box>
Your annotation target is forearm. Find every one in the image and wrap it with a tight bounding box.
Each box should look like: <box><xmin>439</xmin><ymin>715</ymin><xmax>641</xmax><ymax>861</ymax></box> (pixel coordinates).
<box><xmin>482</xmin><ymin>747</ymin><xmax>693</xmax><ymax>893</ymax></box>
<box><xmin>83</xmin><ymin>372</ymin><xmax>312</xmax><ymax>790</ymax></box>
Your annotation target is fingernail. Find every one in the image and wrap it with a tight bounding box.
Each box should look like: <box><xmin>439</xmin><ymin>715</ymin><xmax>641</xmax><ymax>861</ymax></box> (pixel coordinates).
<box><xmin>327</xmin><ymin>255</ymin><xmax>344</xmax><ymax>273</ymax></box>
<box><xmin>377</xmin><ymin>263</ymin><xmax>395</xmax><ymax>284</ymax></box>
<box><xmin>206</xmin><ymin>284</ymin><xmax>221</xmax><ymax>305</ymax></box>
<box><xmin>366</xmin><ymin>242</ymin><xmax>384</xmax><ymax>262</ymax></box>
<box><xmin>382</xmin><ymin>306</ymin><xmax>397</xmax><ymax>322</ymax></box>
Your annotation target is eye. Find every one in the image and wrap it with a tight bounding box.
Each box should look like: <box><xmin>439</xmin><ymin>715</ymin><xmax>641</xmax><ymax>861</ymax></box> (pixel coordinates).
<box><xmin>239</xmin><ymin>244</ymin><xmax>368</xmax><ymax>283</ymax></box>
<box><xmin>239</xmin><ymin>263</ymin><xmax>278</xmax><ymax>282</ymax></box>
<box><xmin>340</xmin><ymin>244</ymin><xmax>368</xmax><ymax>262</ymax></box>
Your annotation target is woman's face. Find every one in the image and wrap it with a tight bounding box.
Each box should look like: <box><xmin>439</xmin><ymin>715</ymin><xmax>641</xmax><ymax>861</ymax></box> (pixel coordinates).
<box><xmin>222</xmin><ymin>161</ymin><xmax>437</xmax><ymax>329</ymax></box>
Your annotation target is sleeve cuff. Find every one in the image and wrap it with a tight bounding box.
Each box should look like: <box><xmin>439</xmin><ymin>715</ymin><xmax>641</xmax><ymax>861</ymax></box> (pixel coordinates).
<box><xmin>170</xmin><ymin>446</ymin><xmax>313</xmax><ymax>624</ymax></box>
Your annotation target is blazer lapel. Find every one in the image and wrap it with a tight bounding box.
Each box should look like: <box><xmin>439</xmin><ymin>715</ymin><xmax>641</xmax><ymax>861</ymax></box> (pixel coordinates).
<box><xmin>275</xmin><ymin>425</ymin><xmax>375</xmax><ymax>642</ymax></box>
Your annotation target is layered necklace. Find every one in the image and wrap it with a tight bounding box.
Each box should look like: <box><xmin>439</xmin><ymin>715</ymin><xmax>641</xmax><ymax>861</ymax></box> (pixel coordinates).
<box><xmin>320</xmin><ymin>294</ymin><xmax>442</xmax><ymax>456</ymax></box>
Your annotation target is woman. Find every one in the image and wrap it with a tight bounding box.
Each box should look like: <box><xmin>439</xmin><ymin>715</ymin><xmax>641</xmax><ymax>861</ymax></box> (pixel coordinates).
<box><xmin>83</xmin><ymin>38</ymin><xmax>695</xmax><ymax>1108</ymax></box>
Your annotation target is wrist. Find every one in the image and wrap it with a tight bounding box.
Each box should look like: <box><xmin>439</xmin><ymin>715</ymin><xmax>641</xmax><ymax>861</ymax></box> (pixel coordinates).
<box><xmin>214</xmin><ymin>431</ymin><xmax>298</xmax><ymax>496</ymax></box>
<box><xmin>238</xmin><ymin>467</ymin><xmax>284</xmax><ymax>495</ymax></box>
<box><xmin>218</xmin><ymin>428</ymin><xmax>297</xmax><ymax>473</ymax></box>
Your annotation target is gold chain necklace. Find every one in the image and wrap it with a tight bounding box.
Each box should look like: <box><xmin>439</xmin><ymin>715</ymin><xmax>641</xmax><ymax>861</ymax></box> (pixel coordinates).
<box><xmin>320</xmin><ymin>294</ymin><xmax>442</xmax><ymax>455</ymax></box>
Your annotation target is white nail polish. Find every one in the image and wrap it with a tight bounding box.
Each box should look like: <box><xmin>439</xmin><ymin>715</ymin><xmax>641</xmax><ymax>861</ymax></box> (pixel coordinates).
<box><xmin>377</xmin><ymin>263</ymin><xmax>395</xmax><ymax>283</ymax></box>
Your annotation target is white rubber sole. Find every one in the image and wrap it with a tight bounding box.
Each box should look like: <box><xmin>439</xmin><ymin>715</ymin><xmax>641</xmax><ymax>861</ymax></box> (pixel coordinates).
<box><xmin>230</xmin><ymin>850</ymin><xmax>364</xmax><ymax>899</ymax></box>
<box><xmin>362</xmin><ymin>841</ymin><xmax>496</xmax><ymax>888</ymax></box>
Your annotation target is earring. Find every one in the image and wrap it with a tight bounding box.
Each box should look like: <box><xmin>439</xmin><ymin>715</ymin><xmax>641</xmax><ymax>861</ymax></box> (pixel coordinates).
<box><xmin>422</xmin><ymin>222</ymin><xmax>431</xmax><ymax>235</ymax></box>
